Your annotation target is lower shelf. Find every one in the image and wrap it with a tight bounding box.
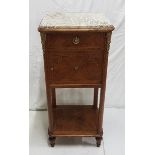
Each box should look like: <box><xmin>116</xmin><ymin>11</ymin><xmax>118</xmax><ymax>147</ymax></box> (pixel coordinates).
<box><xmin>50</xmin><ymin>105</ymin><xmax>99</xmax><ymax>136</ymax></box>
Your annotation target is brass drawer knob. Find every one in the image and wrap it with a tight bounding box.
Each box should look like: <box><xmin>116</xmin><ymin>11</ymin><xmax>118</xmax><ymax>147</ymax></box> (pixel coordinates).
<box><xmin>50</xmin><ymin>67</ymin><xmax>54</xmax><ymax>71</ymax></box>
<box><xmin>73</xmin><ymin>36</ymin><xmax>80</xmax><ymax>45</ymax></box>
<box><xmin>74</xmin><ymin>66</ymin><xmax>79</xmax><ymax>71</ymax></box>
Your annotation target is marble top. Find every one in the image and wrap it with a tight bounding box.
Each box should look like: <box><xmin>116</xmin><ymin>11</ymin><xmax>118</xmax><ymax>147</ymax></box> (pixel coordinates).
<box><xmin>38</xmin><ymin>13</ymin><xmax>114</xmax><ymax>32</ymax></box>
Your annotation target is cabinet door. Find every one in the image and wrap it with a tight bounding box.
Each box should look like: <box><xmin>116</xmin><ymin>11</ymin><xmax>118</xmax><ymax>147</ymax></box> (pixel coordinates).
<box><xmin>45</xmin><ymin>50</ymin><xmax>106</xmax><ymax>84</ymax></box>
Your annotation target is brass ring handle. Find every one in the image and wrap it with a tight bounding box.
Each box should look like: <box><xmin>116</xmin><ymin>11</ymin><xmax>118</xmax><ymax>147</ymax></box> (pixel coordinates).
<box><xmin>73</xmin><ymin>36</ymin><xmax>80</xmax><ymax>45</ymax></box>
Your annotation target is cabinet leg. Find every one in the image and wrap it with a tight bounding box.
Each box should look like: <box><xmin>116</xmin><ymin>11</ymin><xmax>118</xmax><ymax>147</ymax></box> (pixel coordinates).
<box><xmin>93</xmin><ymin>88</ymin><xmax>98</xmax><ymax>109</ymax></box>
<box><xmin>95</xmin><ymin>137</ymin><xmax>102</xmax><ymax>147</ymax></box>
<box><xmin>49</xmin><ymin>136</ymin><xmax>56</xmax><ymax>147</ymax></box>
<box><xmin>51</xmin><ymin>88</ymin><xmax>56</xmax><ymax>108</ymax></box>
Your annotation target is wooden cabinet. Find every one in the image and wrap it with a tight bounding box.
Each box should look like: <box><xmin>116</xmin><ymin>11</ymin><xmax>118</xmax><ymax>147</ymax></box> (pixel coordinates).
<box><xmin>38</xmin><ymin>13</ymin><xmax>114</xmax><ymax>147</ymax></box>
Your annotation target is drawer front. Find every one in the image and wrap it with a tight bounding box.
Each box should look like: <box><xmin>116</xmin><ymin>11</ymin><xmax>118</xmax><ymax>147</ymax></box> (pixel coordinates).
<box><xmin>45</xmin><ymin>51</ymin><xmax>104</xmax><ymax>84</ymax></box>
<box><xmin>46</xmin><ymin>32</ymin><xmax>105</xmax><ymax>49</ymax></box>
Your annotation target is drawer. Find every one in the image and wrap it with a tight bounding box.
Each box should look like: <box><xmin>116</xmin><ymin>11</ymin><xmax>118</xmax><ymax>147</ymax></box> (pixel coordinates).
<box><xmin>45</xmin><ymin>51</ymin><xmax>104</xmax><ymax>84</ymax></box>
<box><xmin>46</xmin><ymin>32</ymin><xmax>105</xmax><ymax>49</ymax></box>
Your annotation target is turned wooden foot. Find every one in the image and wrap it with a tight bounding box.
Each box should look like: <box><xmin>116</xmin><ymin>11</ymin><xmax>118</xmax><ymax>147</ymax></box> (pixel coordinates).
<box><xmin>95</xmin><ymin>137</ymin><xmax>102</xmax><ymax>147</ymax></box>
<box><xmin>49</xmin><ymin>136</ymin><xmax>56</xmax><ymax>147</ymax></box>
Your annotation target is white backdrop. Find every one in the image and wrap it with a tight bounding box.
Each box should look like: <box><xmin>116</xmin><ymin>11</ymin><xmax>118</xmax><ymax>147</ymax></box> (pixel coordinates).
<box><xmin>29</xmin><ymin>0</ymin><xmax>125</xmax><ymax>110</ymax></box>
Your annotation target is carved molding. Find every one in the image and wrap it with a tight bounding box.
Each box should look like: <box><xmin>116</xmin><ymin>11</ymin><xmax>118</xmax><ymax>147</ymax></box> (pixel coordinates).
<box><xmin>40</xmin><ymin>33</ymin><xmax>46</xmax><ymax>54</ymax></box>
<box><xmin>106</xmin><ymin>32</ymin><xmax>112</xmax><ymax>52</ymax></box>
<box><xmin>38</xmin><ymin>25</ymin><xmax>115</xmax><ymax>32</ymax></box>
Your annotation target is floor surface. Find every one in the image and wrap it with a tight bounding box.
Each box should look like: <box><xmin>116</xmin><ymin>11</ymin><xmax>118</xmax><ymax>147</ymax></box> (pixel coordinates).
<box><xmin>29</xmin><ymin>108</ymin><xmax>125</xmax><ymax>155</ymax></box>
